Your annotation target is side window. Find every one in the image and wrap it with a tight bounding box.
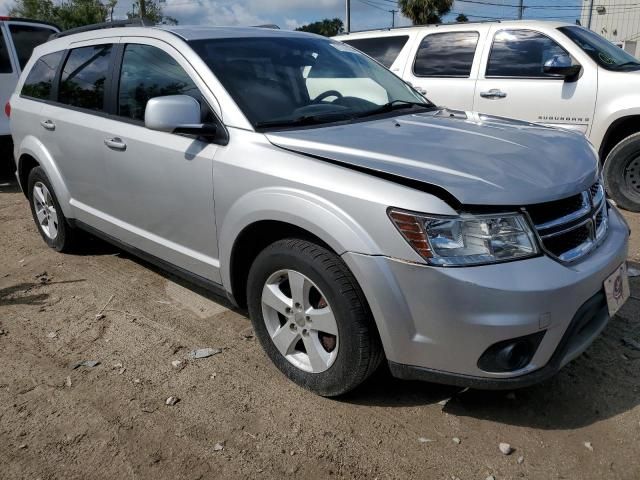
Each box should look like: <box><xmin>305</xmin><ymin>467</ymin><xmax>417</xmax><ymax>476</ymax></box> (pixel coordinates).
<box><xmin>0</xmin><ymin>27</ymin><xmax>12</xmax><ymax>73</ymax></box>
<box><xmin>118</xmin><ymin>44</ymin><xmax>202</xmax><ymax>122</ymax></box>
<box><xmin>413</xmin><ymin>32</ymin><xmax>479</xmax><ymax>77</ymax></box>
<box><xmin>21</xmin><ymin>51</ymin><xmax>64</xmax><ymax>100</ymax></box>
<box><xmin>342</xmin><ymin>36</ymin><xmax>409</xmax><ymax>68</ymax></box>
<box><xmin>59</xmin><ymin>44</ymin><xmax>112</xmax><ymax>111</ymax></box>
<box><xmin>9</xmin><ymin>24</ymin><xmax>57</xmax><ymax>70</ymax></box>
<box><xmin>486</xmin><ymin>30</ymin><xmax>568</xmax><ymax>78</ymax></box>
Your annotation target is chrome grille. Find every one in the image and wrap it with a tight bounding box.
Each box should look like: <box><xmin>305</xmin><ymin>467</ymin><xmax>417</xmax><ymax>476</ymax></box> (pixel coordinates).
<box><xmin>526</xmin><ymin>180</ymin><xmax>609</xmax><ymax>263</ymax></box>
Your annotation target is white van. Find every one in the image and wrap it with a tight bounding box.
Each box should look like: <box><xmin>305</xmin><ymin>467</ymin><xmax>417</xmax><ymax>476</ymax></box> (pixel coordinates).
<box><xmin>0</xmin><ymin>17</ymin><xmax>59</xmax><ymax>168</ymax></box>
<box><xmin>336</xmin><ymin>20</ymin><xmax>640</xmax><ymax>212</ymax></box>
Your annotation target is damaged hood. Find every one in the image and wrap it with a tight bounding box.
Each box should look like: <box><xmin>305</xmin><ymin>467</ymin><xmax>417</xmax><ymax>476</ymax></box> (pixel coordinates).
<box><xmin>265</xmin><ymin>110</ymin><xmax>599</xmax><ymax>206</ymax></box>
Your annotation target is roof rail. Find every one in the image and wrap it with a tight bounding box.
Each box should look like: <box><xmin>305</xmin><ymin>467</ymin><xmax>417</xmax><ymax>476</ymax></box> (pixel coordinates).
<box><xmin>253</xmin><ymin>24</ymin><xmax>280</xmax><ymax>29</ymax></box>
<box><xmin>0</xmin><ymin>16</ymin><xmax>60</xmax><ymax>30</ymax></box>
<box><xmin>50</xmin><ymin>17</ymin><xmax>154</xmax><ymax>39</ymax></box>
<box><xmin>343</xmin><ymin>19</ymin><xmax>501</xmax><ymax>35</ymax></box>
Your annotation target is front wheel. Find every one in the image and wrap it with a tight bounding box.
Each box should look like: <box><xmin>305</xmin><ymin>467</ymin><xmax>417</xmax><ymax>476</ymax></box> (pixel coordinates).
<box><xmin>604</xmin><ymin>132</ymin><xmax>640</xmax><ymax>212</ymax></box>
<box><xmin>247</xmin><ymin>239</ymin><xmax>383</xmax><ymax>397</ymax></box>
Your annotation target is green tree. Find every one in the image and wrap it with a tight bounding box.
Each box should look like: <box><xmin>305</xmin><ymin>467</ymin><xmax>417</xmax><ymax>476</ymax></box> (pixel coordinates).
<box><xmin>10</xmin><ymin>0</ymin><xmax>176</xmax><ymax>29</ymax></box>
<box><xmin>456</xmin><ymin>13</ymin><xmax>469</xmax><ymax>22</ymax></box>
<box><xmin>10</xmin><ymin>0</ymin><xmax>107</xmax><ymax>29</ymax></box>
<box><xmin>128</xmin><ymin>0</ymin><xmax>177</xmax><ymax>25</ymax></box>
<box><xmin>9</xmin><ymin>0</ymin><xmax>57</xmax><ymax>24</ymax></box>
<box><xmin>55</xmin><ymin>0</ymin><xmax>108</xmax><ymax>29</ymax></box>
<box><xmin>296</xmin><ymin>18</ymin><xmax>344</xmax><ymax>37</ymax></box>
<box><xmin>398</xmin><ymin>0</ymin><xmax>454</xmax><ymax>25</ymax></box>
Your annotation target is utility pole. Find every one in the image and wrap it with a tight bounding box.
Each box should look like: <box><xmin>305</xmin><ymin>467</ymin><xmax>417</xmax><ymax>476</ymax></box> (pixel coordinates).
<box><xmin>345</xmin><ymin>0</ymin><xmax>351</xmax><ymax>33</ymax></box>
<box><xmin>390</xmin><ymin>9</ymin><xmax>397</xmax><ymax>28</ymax></box>
<box><xmin>517</xmin><ymin>0</ymin><xmax>524</xmax><ymax>19</ymax></box>
<box><xmin>587</xmin><ymin>0</ymin><xmax>594</xmax><ymax>28</ymax></box>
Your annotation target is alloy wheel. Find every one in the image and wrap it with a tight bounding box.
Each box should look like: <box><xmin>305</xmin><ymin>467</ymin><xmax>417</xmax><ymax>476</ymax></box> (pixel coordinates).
<box><xmin>261</xmin><ymin>269</ymin><xmax>339</xmax><ymax>373</ymax></box>
<box><xmin>32</xmin><ymin>182</ymin><xmax>59</xmax><ymax>240</ymax></box>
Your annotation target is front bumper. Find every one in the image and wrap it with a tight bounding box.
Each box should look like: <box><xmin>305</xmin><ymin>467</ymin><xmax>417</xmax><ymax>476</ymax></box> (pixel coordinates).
<box><xmin>342</xmin><ymin>206</ymin><xmax>629</xmax><ymax>387</ymax></box>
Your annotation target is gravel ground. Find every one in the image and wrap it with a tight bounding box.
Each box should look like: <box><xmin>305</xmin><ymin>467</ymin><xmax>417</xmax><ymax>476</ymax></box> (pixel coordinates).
<box><xmin>1</xmin><ymin>170</ymin><xmax>639</xmax><ymax>480</ymax></box>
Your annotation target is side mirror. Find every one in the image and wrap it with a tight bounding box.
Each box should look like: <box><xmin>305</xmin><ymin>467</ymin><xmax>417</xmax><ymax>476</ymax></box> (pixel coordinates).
<box><xmin>543</xmin><ymin>55</ymin><xmax>581</xmax><ymax>80</ymax></box>
<box><xmin>145</xmin><ymin>95</ymin><xmax>218</xmax><ymax>138</ymax></box>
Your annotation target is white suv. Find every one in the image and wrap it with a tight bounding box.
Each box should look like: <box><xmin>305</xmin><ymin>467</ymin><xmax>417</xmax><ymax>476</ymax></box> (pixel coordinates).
<box><xmin>0</xmin><ymin>17</ymin><xmax>59</xmax><ymax>168</ymax></box>
<box><xmin>336</xmin><ymin>20</ymin><xmax>640</xmax><ymax>212</ymax></box>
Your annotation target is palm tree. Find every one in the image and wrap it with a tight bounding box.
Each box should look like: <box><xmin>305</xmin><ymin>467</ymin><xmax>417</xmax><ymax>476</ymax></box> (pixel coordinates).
<box><xmin>398</xmin><ymin>0</ymin><xmax>454</xmax><ymax>25</ymax></box>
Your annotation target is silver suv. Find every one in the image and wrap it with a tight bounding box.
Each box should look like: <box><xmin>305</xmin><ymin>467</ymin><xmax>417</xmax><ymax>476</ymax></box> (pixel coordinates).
<box><xmin>9</xmin><ymin>22</ymin><xmax>630</xmax><ymax>396</ymax></box>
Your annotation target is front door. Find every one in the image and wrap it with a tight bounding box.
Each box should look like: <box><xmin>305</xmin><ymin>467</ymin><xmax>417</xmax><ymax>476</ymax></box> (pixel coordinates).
<box><xmin>100</xmin><ymin>40</ymin><xmax>222</xmax><ymax>282</ymax></box>
<box><xmin>474</xmin><ymin>27</ymin><xmax>597</xmax><ymax>134</ymax></box>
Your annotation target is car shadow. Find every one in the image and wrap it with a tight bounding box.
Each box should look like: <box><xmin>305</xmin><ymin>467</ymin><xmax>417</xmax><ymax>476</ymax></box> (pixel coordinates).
<box><xmin>0</xmin><ymin>279</ymin><xmax>86</xmax><ymax>306</ymax></box>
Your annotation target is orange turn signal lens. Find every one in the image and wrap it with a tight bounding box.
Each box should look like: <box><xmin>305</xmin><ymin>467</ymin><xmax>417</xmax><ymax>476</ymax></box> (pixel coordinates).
<box><xmin>388</xmin><ymin>209</ymin><xmax>432</xmax><ymax>258</ymax></box>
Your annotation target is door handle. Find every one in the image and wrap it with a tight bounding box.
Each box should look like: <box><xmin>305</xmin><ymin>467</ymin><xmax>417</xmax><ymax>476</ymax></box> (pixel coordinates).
<box><xmin>480</xmin><ymin>89</ymin><xmax>507</xmax><ymax>99</ymax></box>
<box><xmin>104</xmin><ymin>137</ymin><xmax>127</xmax><ymax>151</ymax></box>
<box><xmin>40</xmin><ymin>119</ymin><xmax>55</xmax><ymax>131</ymax></box>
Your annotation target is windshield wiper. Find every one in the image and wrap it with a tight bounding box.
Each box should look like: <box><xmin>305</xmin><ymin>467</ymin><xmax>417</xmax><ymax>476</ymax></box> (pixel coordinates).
<box><xmin>255</xmin><ymin>112</ymin><xmax>353</xmax><ymax>129</ymax></box>
<box><xmin>355</xmin><ymin>100</ymin><xmax>434</xmax><ymax>119</ymax></box>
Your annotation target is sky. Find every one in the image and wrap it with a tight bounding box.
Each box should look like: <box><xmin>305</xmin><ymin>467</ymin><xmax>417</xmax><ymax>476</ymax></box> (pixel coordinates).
<box><xmin>0</xmin><ymin>0</ymin><xmax>584</xmax><ymax>32</ymax></box>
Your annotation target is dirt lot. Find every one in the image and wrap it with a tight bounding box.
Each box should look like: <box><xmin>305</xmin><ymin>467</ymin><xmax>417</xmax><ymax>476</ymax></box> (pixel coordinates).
<box><xmin>1</xmin><ymin>170</ymin><xmax>639</xmax><ymax>480</ymax></box>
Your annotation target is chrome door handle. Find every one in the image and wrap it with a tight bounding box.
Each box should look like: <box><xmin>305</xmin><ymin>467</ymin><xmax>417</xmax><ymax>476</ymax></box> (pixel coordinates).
<box><xmin>40</xmin><ymin>120</ymin><xmax>55</xmax><ymax>130</ymax></box>
<box><xmin>480</xmin><ymin>89</ymin><xmax>507</xmax><ymax>99</ymax></box>
<box><xmin>104</xmin><ymin>137</ymin><xmax>127</xmax><ymax>151</ymax></box>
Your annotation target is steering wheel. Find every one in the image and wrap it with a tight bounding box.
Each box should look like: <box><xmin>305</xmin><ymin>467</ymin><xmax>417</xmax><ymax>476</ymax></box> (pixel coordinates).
<box><xmin>312</xmin><ymin>90</ymin><xmax>343</xmax><ymax>104</ymax></box>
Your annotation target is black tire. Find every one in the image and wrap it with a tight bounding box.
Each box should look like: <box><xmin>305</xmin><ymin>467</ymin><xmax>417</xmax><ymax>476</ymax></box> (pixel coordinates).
<box><xmin>247</xmin><ymin>238</ymin><xmax>383</xmax><ymax>397</ymax></box>
<box><xmin>0</xmin><ymin>136</ymin><xmax>15</xmax><ymax>176</ymax></box>
<box><xmin>603</xmin><ymin>132</ymin><xmax>640</xmax><ymax>212</ymax></box>
<box><xmin>27</xmin><ymin>166</ymin><xmax>79</xmax><ymax>252</ymax></box>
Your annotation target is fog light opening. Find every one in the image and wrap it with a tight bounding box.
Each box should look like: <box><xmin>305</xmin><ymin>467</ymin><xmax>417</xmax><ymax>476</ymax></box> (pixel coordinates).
<box><xmin>478</xmin><ymin>331</ymin><xmax>546</xmax><ymax>373</ymax></box>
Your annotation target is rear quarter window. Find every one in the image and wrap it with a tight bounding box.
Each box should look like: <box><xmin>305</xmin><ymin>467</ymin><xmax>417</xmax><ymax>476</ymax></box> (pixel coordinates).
<box><xmin>0</xmin><ymin>27</ymin><xmax>12</xmax><ymax>73</ymax></box>
<box><xmin>22</xmin><ymin>51</ymin><xmax>64</xmax><ymax>100</ymax></box>
<box><xmin>342</xmin><ymin>36</ymin><xmax>409</xmax><ymax>68</ymax></box>
<box><xmin>413</xmin><ymin>31</ymin><xmax>479</xmax><ymax>77</ymax></box>
<box><xmin>9</xmin><ymin>24</ymin><xmax>57</xmax><ymax>70</ymax></box>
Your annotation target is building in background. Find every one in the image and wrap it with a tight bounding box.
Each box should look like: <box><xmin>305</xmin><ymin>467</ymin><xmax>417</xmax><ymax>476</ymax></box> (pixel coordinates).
<box><xmin>581</xmin><ymin>0</ymin><xmax>640</xmax><ymax>57</ymax></box>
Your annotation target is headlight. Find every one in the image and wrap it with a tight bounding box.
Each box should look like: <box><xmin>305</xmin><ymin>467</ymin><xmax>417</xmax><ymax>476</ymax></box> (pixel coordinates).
<box><xmin>388</xmin><ymin>209</ymin><xmax>539</xmax><ymax>266</ymax></box>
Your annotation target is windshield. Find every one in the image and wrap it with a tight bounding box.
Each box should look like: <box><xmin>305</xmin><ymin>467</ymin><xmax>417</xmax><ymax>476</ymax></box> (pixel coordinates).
<box><xmin>558</xmin><ymin>26</ymin><xmax>640</xmax><ymax>71</ymax></box>
<box><xmin>189</xmin><ymin>35</ymin><xmax>433</xmax><ymax>129</ymax></box>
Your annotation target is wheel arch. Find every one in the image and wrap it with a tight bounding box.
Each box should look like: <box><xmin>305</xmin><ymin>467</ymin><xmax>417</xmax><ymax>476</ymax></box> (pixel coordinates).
<box><xmin>17</xmin><ymin>135</ymin><xmax>73</xmax><ymax>217</ymax></box>
<box><xmin>598</xmin><ymin>114</ymin><xmax>640</xmax><ymax>162</ymax></box>
<box><xmin>220</xmin><ymin>188</ymin><xmax>381</xmax><ymax>308</ymax></box>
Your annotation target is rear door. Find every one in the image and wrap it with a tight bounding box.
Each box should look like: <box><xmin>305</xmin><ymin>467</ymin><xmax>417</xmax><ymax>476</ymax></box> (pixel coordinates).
<box><xmin>39</xmin><ymin>39</ymin><xmax>118</xmax><ymax>215</ymax></box>
<box><xmin>0</xmin><ymin>23</ymin><xmax>18</xmax><ymax>137</ymax></box>
<box><xmin>402</xmin><ymin>28</ymin><xmax>485</xmax><ymax>110</ymax></box>
<box><xmin>473</xmin><ymin>27</ymin><xmax>597</xmax><ymax>134</ymax></box>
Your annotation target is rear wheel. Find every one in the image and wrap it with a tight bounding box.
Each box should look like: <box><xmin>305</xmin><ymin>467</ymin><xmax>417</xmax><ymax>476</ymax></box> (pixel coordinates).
<box><xmin>27</xmin><ymin>166</ymin><xmax>79</xmax><ymax>252</ymax></box>
<box><xmin>604</xmin><ymin>132</ymin><xmax>640</xmax><ymax>212</ymax></box>
<box><xmin>247</xmin><ymin>238</ymin><xmax>383</xmax><ymax>396</ymax></box>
